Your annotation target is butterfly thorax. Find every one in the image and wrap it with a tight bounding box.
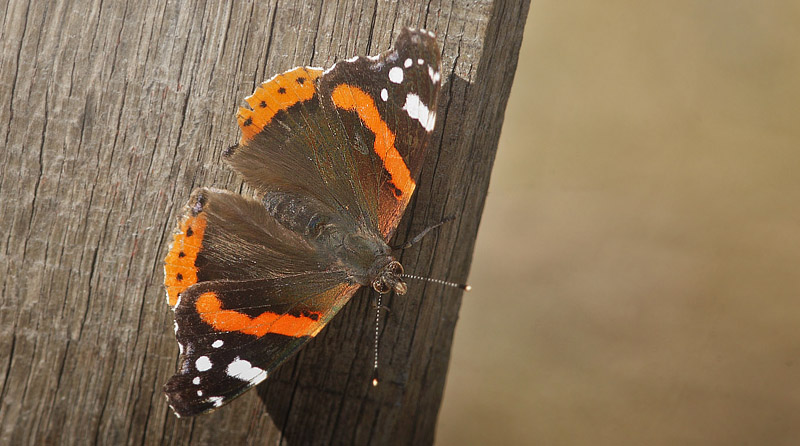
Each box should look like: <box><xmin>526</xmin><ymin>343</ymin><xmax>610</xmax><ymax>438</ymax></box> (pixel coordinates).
<box><xmin>326</xmin><ymin>227</ymin><xmax>407</xmax><ymax>295</ymax></box>
<box><xmin>262</xmin><ymin>189</ymin><xmax>406</xmax><ymax>294</ymax></box>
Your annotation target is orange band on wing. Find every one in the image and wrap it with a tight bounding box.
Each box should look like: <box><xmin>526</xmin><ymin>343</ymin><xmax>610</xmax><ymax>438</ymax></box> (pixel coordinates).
<box><xmin>237</xmin><ymin>67</ymin><xmax>323</xmax><ymax>143</ymax></box>
<box><xmin>330</xmin><ymin>84</ymin><xmax>415</xmax><ymax>199</ymax></box>
<box><xmin>164</xmin><ymin>214</ymin><xmax>208</xmax><ymax>306</ymax></box>
<box><xmin>195</xmin><ymin>292</ymin><xmax>325</xmax><ymax>338</ymax></box>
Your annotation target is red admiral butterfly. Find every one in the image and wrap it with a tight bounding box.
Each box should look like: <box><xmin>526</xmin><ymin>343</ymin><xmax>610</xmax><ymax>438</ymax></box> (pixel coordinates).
<box><xmin>163</xmin><ymin>28</ymin><xmax>446</xmax><ymax>417</ymax></box>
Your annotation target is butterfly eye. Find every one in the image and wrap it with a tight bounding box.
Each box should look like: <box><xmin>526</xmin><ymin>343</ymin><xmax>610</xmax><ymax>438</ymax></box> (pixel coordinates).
<box><xmin>388</xmin><ymin>261</ymin><xmax>404</xmax><ymax>276</ymax></box>
<box><xmin>372</xmin><ymin>279</ymin><xmax>390</xmax><ymax>294</ymax></box>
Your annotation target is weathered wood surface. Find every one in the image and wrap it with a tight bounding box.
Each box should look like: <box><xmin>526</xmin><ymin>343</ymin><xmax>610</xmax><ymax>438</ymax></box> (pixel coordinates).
<box><xmin>0</xmin><ymin>0</ymin><xmax>529</xmax><ymax>444</ymax></box>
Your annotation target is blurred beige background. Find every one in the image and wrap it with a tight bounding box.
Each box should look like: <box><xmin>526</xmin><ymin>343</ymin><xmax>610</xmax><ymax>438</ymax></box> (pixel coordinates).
<box><xmin>436</xmin><ymin>1</ymin><xmax>800</xmax><ymax>445</ymax></box>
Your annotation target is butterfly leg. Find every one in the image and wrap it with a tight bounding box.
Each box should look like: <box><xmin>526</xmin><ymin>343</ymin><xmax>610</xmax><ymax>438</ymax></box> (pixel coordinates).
<box><xmin>392</xmin><ymin>215</ymin><xmax>455</xmax><ymax>250</ymax></box>
<box><xmin>371</xmin><ymin>291</ymin><xmax>392</xmax><ymax>313</ymax></box>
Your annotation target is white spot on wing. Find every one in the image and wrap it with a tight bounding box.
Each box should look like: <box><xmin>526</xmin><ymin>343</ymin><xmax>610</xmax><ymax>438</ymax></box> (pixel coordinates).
<box><xmin>212</xmin><ymin>339</ymin><xmax>223</xmax><ymax>348</ymax></box>
<box><xmin>226</xmin><ymin>357</ymin><xmax>268</xmax><ymax>385</ymax></box>
<box><xmin>404</xmin><ymin>58</ymin><xmax>412</xmax><ymax>68</ymax></box>
<box><xmin>197</xmin><ymin>390</ymin><xmax>203</xmax><ymax>396</ymax></box>
<box><xmin>195</xmin><ymin>356</ymin><xmax>212</xmax><ymax>372</ymax></box>
<box><xmin>192</xmin><ymin>376</ymin><xmax>200</xmax><ymax>385</ymax></box>
<box><xmin>381</xmin><ymin>88</ymin><xmax>388</xmax><ymax>101</ymax></box>
<box><xmin>402</xmin><ymin>93</ymin><xmax>436</xmax><ymax>132</ymax></box>
<box><xmin>207</xmin><ymin>396</ymin><xmax>224</xmax><ymax>407</ymax></box>
<box><xmin>389</xmin><ymin>66</ymin><xmax>403</xmax><ymax>84</ymax></box>
<box><xmin>417</xmin><ymin>58</ymin><xmax>424</xmax><ymax>65</ymax></box>
<box><xmin>428</xmin><ymin>65</ymin><xmax>441</xmax><ymax>84</ymax></box>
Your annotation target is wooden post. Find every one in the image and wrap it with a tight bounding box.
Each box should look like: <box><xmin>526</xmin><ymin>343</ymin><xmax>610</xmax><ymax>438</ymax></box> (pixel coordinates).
<box><xmin>0</xmin><ymin>0</ymin><xmax>529</xmax><ymax>443</ymax></box>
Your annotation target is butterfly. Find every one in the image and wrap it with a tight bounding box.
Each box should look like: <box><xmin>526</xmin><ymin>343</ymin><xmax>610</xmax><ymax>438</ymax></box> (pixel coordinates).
<box><xmin>162</xmin><ymin>28</ymin><xmax>443</xmax><ymax>417</ymax></box>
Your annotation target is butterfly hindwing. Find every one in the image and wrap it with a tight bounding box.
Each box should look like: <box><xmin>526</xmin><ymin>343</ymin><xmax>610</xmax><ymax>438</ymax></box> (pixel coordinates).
<box><xmin>165</xmin><ymin>275</ymin><xmax>359</xmax><ymax>417</ymax></box>
<box><xmin>164</xmin><ymin>188</ymin><xmax>329</xmax><ymax>306</ymax></box>
<box><xmin>164</xmin><ymin>189</ymin><xmax>361</xmax><ymax>416</ymax></box>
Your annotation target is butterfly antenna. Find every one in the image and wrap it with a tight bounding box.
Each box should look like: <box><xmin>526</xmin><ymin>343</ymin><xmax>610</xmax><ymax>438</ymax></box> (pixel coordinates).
<box><xmin>372</xmin><ymin>294</ymin><xmax>382</xmax><ymax>387</ymax></box>
<box><xmin>401</xmin><ymin>273</ymin><xmax>472</xmax><ymax>291</ymax></box>
<box><xmin>371</xmin><ymin>276</ymin><xmax>468</xmax><ymax>388</ymax></box>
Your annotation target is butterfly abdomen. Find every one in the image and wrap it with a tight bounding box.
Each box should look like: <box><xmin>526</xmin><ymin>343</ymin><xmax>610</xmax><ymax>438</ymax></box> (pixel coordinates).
<box><xmin>262</xmin><ymin>190</ymin><xmax>336</xmax><ymax>239</ymax></box>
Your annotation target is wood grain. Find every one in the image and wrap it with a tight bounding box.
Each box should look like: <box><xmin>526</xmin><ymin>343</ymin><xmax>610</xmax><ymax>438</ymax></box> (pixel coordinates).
<box><xmin>0</xmin><ymin>0</ymin><xmax>529</xmax><ymax>443</ymax></box>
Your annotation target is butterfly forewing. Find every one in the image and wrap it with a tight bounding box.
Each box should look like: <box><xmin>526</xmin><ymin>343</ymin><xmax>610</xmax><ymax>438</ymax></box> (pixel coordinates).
<box><xmin>316</xmin><ymin>29</ymin><xmax>443</xmax><ymax>238</ymax></box>
<box><xmin>227</xmin><ymin>29</ymin><xmax>441</xmax><ymax>237</ymax></box>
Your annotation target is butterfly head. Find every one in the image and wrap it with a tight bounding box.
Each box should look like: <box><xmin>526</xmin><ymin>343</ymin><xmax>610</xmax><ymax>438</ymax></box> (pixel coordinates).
<box><xmin>372</xmin><ymin>260</ymin><xmax>407</xmax><ymax>295</ymax></box>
